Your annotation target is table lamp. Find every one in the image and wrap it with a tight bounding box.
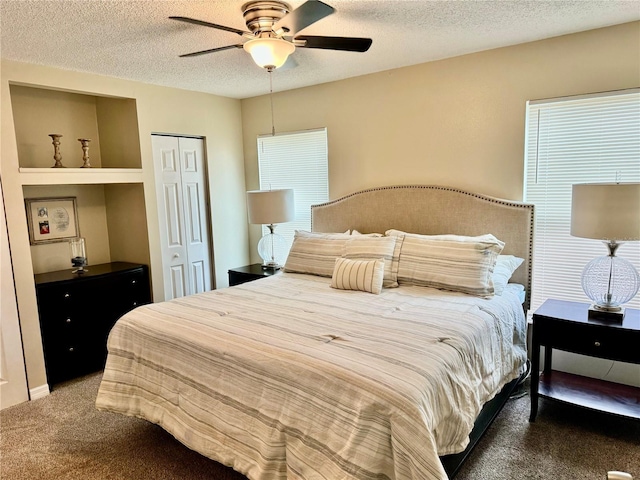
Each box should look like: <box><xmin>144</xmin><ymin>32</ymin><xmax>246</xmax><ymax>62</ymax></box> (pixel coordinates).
<box><xmin>246</xmin><ymin>188</ymin><xmax>295</xmax><ymax>270</ymax></box>
<box><xmin>570</xmin><ymin>182</ymin><xmax>640</xmax><ymax>320</ymax></box>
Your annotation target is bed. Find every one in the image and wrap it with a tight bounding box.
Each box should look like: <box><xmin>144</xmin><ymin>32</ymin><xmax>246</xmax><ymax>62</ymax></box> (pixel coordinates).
<box><xmin>96</xmin><ymin>185</ymin><xmax>534</xmax><ymax>480</ymax></box>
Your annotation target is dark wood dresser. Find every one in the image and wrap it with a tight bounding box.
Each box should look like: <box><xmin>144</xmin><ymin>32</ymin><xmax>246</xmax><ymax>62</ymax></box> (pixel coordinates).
<box><xmin>35</xmin><ymin>261</ymin><xmax>151</xmax><ymax>387</ymax></box>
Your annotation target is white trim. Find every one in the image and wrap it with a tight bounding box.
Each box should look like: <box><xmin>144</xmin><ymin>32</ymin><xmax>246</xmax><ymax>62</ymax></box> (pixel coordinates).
<box><xmin>528</xmin><ymin>87</ymin><xmax>639</xmax><ymax>106</ymax></box>
<box><xmin>29</xmin><ymin>383</ymin><xmax>50</xmax><ymax>400</ymax></box>
<box><xmin>257</xmin><ymin>127</ymin><xmax>327</xmax><ymax>139</ymax></box>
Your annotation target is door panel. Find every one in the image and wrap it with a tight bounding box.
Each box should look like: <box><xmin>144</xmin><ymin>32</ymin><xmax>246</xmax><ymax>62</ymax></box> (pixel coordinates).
<box><xmin>170</xmin><ymin>265</ymin><xmax>187</xmax><ymax>299</ymax></box>
<box><xmin>178</xmin><ymin>137</ymin><xmax>212</xmax><ymax>295</ymax></box>
<box><xmin>184</xmin><ymin>182</ymin><xmax>203</xmax><ymax>244</ymax></box>
<box><xmin>152</xmin><ymin>135</ymin><xmax>212</xmax><ymax>300</ymax></box>
<box><xmin>153</xmin><ymin>136</ymin><xmax>189</xmax><ymax>299</ymax></box>
<box><xmin>190</xmin><ymin>260</ymin><xmax>206</xmax><ymax>294</ymax></box>
<box><xmin>164</xmin><ymin>184</ymin><xmax>184</xmax><ymax>246</ymax></box>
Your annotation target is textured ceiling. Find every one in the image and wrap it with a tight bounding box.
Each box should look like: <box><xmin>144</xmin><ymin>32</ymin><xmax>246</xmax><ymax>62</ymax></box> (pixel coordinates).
<box><xmin>1</xmin><ymin>1</ymin><xmax>638</xmax><ymax>99</ymax></box>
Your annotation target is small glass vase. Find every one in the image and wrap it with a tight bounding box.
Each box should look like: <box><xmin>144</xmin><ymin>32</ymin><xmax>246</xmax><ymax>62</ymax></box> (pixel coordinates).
<box><xmin>69</xmin><ymin>237</ymin><xmax>88</xmax><ymax>274</ymax></box>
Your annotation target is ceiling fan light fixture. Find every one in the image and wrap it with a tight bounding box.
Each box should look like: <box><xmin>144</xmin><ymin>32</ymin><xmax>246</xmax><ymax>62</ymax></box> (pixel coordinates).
<box><xmin>243</xmin><ymin>37</ymin><xmax>295</xmax><ymax>69</ymax></box>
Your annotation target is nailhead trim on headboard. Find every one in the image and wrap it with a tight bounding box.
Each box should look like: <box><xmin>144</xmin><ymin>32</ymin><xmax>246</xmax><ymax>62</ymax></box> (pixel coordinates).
<box><xmin>311</xmin><ymin>185</ymin><xmax>535</xmax><ymax>311</ymax></box>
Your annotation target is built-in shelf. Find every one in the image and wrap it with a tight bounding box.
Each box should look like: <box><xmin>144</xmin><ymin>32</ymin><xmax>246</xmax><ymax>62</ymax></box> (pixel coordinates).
<box><xmin>19</xmin><ymin>168</ymin><xmax>144</xmax><ymax>185</ymax></box>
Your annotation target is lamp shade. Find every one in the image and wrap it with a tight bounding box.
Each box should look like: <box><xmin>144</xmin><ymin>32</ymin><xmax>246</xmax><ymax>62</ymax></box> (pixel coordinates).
<box><xmin>243</xmin><ymin>37</ymin><xmax>295</xmax><ymax>69</ymax></box>
<box><xmin>571</xmin><ymin>183</ymin><xmax>640</xmax><ymax>241</ymax></box>
<box><xmin>246</xmin><ymin>189</ymin><xmax>295</xmax><ymax>225</ymax></box>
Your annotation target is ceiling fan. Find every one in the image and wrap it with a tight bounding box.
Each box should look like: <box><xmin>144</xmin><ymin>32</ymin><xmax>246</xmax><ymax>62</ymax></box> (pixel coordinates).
<box><xmin>170</xmin><ymin>0</ymin><xmax>373</xmax><ymax>71</ymax></box>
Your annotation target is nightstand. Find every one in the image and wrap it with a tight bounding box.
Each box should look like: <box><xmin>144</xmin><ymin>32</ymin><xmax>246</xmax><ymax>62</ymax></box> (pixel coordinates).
<box><xmin>228</xmin><ymin>263</ymin><xmax>280</xmax><ymax>287</ymax></box>
<box><xmin>529</xmin><ymin>298</ymin><xmax>640</xmax><ymax>422</ymax></box>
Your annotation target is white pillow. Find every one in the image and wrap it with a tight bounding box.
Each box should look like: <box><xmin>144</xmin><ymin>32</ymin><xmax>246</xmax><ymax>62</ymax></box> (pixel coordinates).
<box><xmin>283</xmin><ymin>231</ymin><xmax>350</xmax><ymax>277</ymax></box>
<box><xmin>385</xmin><ymin>230</ymin><xmax>505</xmax><ymax>296</ymax></box>
<box><xmin>493</xmin><ymin>255</ymin><xmax>524</xmax><ymax>295</ymax></box>
<box><xmin>351</xmin><ymin>230</ymin><xmax>383</xmax><ymax>237</ymax></box>
<box><xmin>343</xmin><ymin>235</ymin><xmax>402</xmax><ymax>288</ymax></box>
<box><xmin>331</xmin><ymin>257</ymin><xmax>384</xmax><ymax>295</ymax></box>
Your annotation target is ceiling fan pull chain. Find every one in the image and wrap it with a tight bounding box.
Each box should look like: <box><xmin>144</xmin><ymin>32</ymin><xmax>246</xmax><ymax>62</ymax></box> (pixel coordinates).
<box><xmin>269</xmin><ymin>69</ymin><xmax>276</xmax><ymax>136</ymax></box>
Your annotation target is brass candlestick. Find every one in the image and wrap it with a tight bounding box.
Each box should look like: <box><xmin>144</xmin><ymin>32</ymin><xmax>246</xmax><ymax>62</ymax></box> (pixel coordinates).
<box><xmin>78</xmin><ymin>138</ymin><xmax>91</xmax><ymax>168</ymax></box>
<box><xmin>49</xmin><ymin>134</ymin><xmax>64</xmax><ymax>168</ymax></box>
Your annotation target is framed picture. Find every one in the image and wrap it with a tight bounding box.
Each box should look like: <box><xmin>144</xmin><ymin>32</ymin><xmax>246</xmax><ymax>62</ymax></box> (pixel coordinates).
<box><xmin>25</xmin><ymin>197</ymin><xmax>80</xmax><ymax>245</ymax></box>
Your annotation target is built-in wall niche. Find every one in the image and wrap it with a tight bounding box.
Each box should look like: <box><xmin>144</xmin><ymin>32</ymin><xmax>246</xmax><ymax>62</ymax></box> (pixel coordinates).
<box><xmin>23</xmin><ymin>183</ymin><xmax>150</xmax><ymax>276</ymax></box>
<box><xmin>10</xmin><ymin>84</ymin><xmax>141</xmax><ymax>169</ymax></box>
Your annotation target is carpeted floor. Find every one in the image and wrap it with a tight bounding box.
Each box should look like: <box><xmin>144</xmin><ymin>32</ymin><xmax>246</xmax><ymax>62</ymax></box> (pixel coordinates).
<box><xmin>1</xmin><ymin>372</ymin><xmax>638</xmax><ymax>479</ymax></box>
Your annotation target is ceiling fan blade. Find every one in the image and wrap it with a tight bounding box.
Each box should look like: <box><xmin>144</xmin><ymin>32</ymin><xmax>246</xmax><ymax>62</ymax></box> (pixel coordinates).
<box><xmin>169</xmin><ymin>16</ymin><xmax>250</xmax><ymax>37</ymax></box>
<box><xmin>273</xmin><ymin>0</ymin><xmax>334</xmax><ymax>35</ymax></box>
<box><xmin>179</xmin><ymin>44</ymin><xmax>244</xmax><ymax>58</ymax></box>
<box><xmin>295</xmin><ymin>35</ymin><xmax>372</xmax><ymax>52</ymax></box>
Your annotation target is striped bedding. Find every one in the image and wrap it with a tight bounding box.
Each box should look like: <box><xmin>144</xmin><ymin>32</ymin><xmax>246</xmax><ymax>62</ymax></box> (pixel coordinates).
<box><xmin>96</xmin><ymin>272</ymin><xmax>527</xmax><ymax>480</ymax></box>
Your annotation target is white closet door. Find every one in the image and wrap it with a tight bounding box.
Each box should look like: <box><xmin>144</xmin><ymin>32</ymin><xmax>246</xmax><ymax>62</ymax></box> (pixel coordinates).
<box><xmin>178</xmin><ymin>137</ymin><xmax>211</xmax><ymax>295</ymax></box>
<box><xmin>0</xmin><ymin>178</ymin><xmax>29</xmax><ymax>409</ymax></box>
<box><xmin>153</xmin><ymin>135</ymin><xmax>212</xmax><ymax>300</ymax></box>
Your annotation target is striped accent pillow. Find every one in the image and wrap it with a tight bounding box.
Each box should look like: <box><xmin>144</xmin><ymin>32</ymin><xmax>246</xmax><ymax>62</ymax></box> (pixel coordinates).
<box><xmin>331</xmin><ymin>257</ymin><xmax>385</xmax><ymax>294</ymax></box>
<box><xmin>385</xmin><ymin>231</ymin><xmax>505</xmax><ymax>296</ymax></box>
<box><xmin>343</xmin><ymin>236</ymin><xmax>402</xmax><ymax>288</ymax></box>
<box><xmin>283</xmin><ymin>231</ymin><xmax>350</xmax><ymax>277</ymax></box>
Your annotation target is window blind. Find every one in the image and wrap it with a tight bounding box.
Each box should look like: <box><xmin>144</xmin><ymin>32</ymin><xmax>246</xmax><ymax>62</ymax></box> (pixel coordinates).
<box><xmin>524</xmin><ymin>89</ymin><xmax>640</xmax><ymax>314</ymax></box>
<box><xmin>257</xmin><ymin>128</ymin><xmax>329</xmax><ymax>261</ymax></box>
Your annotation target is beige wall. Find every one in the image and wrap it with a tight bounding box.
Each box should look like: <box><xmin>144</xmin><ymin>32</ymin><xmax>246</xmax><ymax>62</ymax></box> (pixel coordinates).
<box><xmin>104</xmin><ymin>183</ymin><xmax>151</xmax><ymax>267</ymax></box>
<box><xmin>242</xmin><ymin>22</ymin><xmax>640</xmax><ymax>204</ymax></box>
<box><xmin>1</xmin><ymin>60</ymin><xmax>249</xmax><ymax>392</ymax></box>
<box><xmin>10</xmin><ymin>85</ymin><xmax>104</xmax><ymax>168</ymax></box>
<box><xmin>23</xmin><ymin>185</ymin><xmax>112</xmax><ymax>273</ymax></box>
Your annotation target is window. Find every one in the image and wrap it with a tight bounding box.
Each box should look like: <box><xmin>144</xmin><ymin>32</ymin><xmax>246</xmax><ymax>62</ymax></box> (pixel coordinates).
<box><xmin>524</xmin><ymin>90</ymin><xmax>640</xmax><ymax>313</ymax></box>
<box><xmin>257</xmin><ymin>128</ymin><xmax>329</xmax><ymax>261</ymax></box>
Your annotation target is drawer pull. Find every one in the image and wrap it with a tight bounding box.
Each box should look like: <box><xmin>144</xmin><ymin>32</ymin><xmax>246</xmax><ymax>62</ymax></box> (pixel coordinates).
<box><xmin>594</xmin><ymin>341</ymin><xmax>601</xmax><ymax>347</ymax></box>
<box><xmin>64</xmin><ymin>293</ymin><xmax>70</xmax><ymax>298</ymax></box>
<box><xmin>131</xmin><ymin>279</ymin><xmax>137</xmax><ymax>284</ymax></box>
<box><xmin>66</xmin><ymin>318</ymin><xmax>72</xmax><ymax>323</ymax></box>
<box><xmin>68</xmin><ymin>347</ymin><xmax>74</xmax><ymax>352</ymax></box>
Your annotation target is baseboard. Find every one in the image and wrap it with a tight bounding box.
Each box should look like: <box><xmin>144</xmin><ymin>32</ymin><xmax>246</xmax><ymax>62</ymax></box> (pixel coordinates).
<box><xmin>29</xmin><ymin>383</ymin><xmax>50</xmax><ymax>400</ymax></box>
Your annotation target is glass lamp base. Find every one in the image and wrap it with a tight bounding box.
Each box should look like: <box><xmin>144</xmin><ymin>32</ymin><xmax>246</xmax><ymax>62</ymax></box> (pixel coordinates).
<box><xmin>581</xmin><ymin>249</ymin><xmax>639</xmax><ymax>319</ymax></box>
<box><xmin>257</xmin><ymin>232</ymin><xmax>287</xmax><ymax>270</ymax></box>
<box><xmin>261</xmin><ymin>262</ymin><xmax>282</xmax><ymax>271</ymax></box>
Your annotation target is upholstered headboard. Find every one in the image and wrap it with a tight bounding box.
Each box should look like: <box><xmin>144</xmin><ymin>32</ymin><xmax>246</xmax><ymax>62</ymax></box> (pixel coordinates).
<box><xmin>311</xmin><ymin>185</ymin><xmax>534</xmax><ymax>310</ymax></box>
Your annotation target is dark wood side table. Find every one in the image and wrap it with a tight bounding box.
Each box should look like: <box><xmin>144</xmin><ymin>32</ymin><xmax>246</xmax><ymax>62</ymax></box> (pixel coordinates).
<box><xmin>228</xmin><ymin>263</ymin><xmax>280</xmax><ymax>287</ymax></box>
<box><xmin>529</xmin><ymin>298</ymin><xmax>640</xmax><ymax>422</ymax></box>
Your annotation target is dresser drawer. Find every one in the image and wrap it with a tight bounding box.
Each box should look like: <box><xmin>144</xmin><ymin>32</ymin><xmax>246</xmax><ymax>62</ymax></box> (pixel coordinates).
<box><xmin>111</xmin><ymin>269</ymin><xmax>151</xmax><ymax>313</ymax></box>
<box><xmin>535</xmin><ymin>316</ymin><xmax>640</xmax><ymax>363</ymax></box>
<box><xmin>36</xmin><ymin>282</ymin><xmax>90</xmax><ymax>314</ymax></box>
<box><xmin>43</xmin><ymin>340</ymin><xmax>103</xmax><ymax>385</ymax></box>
